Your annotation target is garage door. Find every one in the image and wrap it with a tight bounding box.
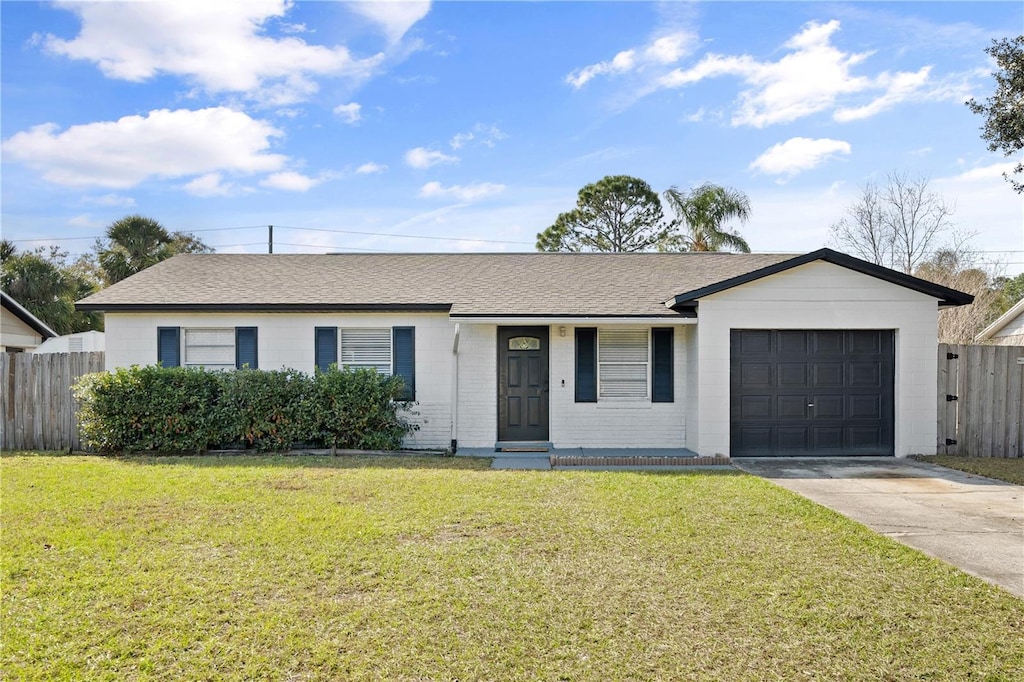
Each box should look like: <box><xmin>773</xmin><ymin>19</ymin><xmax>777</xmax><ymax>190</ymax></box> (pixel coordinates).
<box><xmin>730</xmin><ymin>330</ymin><xmax>894</xmax><ymax>457</ymax></box>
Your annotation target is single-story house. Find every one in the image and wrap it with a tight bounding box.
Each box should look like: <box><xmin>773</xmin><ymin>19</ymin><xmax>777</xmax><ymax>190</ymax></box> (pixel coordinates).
<box><xmin>976</xmin><ymin>297</ymin><xmax>1024</xmax><ymax>346</ymax></box>
<box><xmin>33</xmin><ymin>330</ymin><xmax>106</xmax><ymax>354</ymax></box>
<box><xmin>2</xmin><ymin>291</ymin><xmax>57</xmax><ymax>352</ymax></box>
<box><xmin>76</xmin><ymin>248</ymin><xmax>973</xmax><ymax>458</ymax></box>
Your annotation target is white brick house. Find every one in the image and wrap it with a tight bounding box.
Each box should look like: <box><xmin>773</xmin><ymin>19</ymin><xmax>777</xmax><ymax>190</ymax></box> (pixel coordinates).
<box><xmin>77</xmin><ymin>249</ymin><xmax>973</xmax><ymax>457</ymax></box>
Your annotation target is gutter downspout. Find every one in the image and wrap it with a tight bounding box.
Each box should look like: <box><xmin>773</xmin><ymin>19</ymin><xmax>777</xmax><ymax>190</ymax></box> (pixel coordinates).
<box><xmin>450</xmin><ymin>323</ymin><xmax>460</xmax><ymax>453</ymax></box>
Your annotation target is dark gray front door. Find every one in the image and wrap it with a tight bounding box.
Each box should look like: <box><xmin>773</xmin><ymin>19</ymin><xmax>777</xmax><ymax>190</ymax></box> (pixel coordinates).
<box><xmin>730</xmin><ymin>330</ymin><xmax>895</xmax><ymax>456</ymax></box>
<box><xmin>498</xmin><ymin>326</ymin><xmax>549</xmax><ymax>442</ymax></box>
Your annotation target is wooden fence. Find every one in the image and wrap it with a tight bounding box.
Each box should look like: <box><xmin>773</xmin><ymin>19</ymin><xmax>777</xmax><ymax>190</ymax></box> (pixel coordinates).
<box><xmin>938</xmin><ymin>344</ymin><xmax>1024</xmax><ymax>458</ymax></box>
<box><xmin>1</xmin><ymin>351</ymin><xmax>105</xmax><ymax>452</ymax></box>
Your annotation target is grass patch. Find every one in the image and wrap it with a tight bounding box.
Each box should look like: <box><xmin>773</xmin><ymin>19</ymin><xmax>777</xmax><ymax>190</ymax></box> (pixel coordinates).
<box><xmin>914</xmin><ymin>455</ymin><xmax>1024</xmax><ymax>486</ymax></box>
<box><xmin>3</xmin><ymin>454</ymin><xmax>1022</xmax><ymax>680</ymax></box>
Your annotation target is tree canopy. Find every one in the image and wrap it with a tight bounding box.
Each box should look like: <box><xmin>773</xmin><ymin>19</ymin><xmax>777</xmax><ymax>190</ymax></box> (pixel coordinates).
<box><xmin>1</xmin><ymin>245</ymin><xmax>103</xmax><ymax>334</ymax></box>
<box><xmin>96</xmin><ymin>214</ymin><xmax>212</xmax><ymax>284</ymax></box>
<box><xmin>659</xmin><ymin>183</ymin><xmax>751</xmax><ymax>253</ymax></box>
<box><xmin>966</xmin><ymin>35</ymin><xmax>1024</xmax><ymax>193</ymax></box>
<box><xmin>536</xmin><ymin>175</ymin><xmax>670</xmax><ymax>252</ymax></box>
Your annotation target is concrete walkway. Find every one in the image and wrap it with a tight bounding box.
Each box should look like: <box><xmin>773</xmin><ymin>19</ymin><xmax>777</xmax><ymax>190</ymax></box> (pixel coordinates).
<box><xmin>733</xmin><ymin>457</ymin><xmax>1024</xmax><ymax>598</ymax></box>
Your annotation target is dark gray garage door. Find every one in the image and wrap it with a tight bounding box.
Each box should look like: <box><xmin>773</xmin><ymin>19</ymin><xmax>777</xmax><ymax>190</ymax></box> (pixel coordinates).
<box><xmin>730</xmin><ymin>330</ymin><xmax>894</xmax><ymax>457</ymax></box>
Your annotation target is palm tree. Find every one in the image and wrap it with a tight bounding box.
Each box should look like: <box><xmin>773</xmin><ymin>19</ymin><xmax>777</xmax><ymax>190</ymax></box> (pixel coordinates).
<box><xmin>661</xmin><ymin>183</ymin><xmax>752</xmax><ymax>253</ymax></box>
<box><xmin>97</xmin><ymin>215</ymin><xmax>176</xmax><ymax>284</ymax></box>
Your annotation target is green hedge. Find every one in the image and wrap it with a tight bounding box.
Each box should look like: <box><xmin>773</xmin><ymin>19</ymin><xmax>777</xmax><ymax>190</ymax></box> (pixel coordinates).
<box><xmin>73</xmin><ymin>365</ymin><xmax>418</xmax><ymax>454</ymax></box>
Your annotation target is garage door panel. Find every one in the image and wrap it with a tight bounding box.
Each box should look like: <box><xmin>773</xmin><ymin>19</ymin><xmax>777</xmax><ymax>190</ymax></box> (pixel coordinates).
<box><xmin>740</xmin><ymin>395</ymin><xmax>772</xmax><ymax>419</ymax></box>
<box><xmin>813</xmin><ymin>394</ymin><xmax>844</xmax><ymax>419</ymax></box>
<box><xmin>812</xmin><ymin>363</ymin><xmax>844</xmax><ymax>387</ymax></box>
<box><xmin>777</xmin><ymin>395</ymin><xmax>808</xmax><ymax>419</ymax></box>
<box><xmin>778</xmin><ymin>363</ymin><xmax>808</xmax><ymax>387</ymax></box>
<box><xmin>777</xmin><ymin>331</ymin><xmax>807</xmax><ymax>354</ymax></box>
<box><xmin>740</xmin><ymin>362</ymin><xmax>771</xmax><ymax>387</ymax></box>
<box><xmin>731</xmin><ymin>330</ymin><xmax>894</xmax><ymax>457</ymax></box>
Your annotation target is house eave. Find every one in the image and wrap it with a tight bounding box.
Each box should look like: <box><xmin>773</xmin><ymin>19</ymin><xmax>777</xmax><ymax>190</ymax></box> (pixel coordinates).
<box><xmin>78</xmin><ymin>302</ymin><xmax>454</xmax><ymax>314</ymax></box>
<box><xmin>1</xmin><ymin>291</ymin><xmax>57</xmax><ymax>339</ymax></box>
<box><xmin>448</xmin><ymin>314</ymin><xmax>697</xmax><ymax>324</ymax></box>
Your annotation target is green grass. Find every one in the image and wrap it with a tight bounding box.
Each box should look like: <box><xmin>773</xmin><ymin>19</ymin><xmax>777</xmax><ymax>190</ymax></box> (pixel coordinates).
<box><xmin>3</xmin><ymin>454</ymin><xmax>1022</xmax><ymax>681</ymax></box>
<box><xmin>914</xmin><ymin>455</ymin><xmax>1024</xmax><ymax>486</ymax></box>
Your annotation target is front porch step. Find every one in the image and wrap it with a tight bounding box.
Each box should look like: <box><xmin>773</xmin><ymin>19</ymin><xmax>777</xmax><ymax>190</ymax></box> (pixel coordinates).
<box><xmin>495</xmin><ymin>441</ymin><xmax>552</xmax><ymax>453</ymax></box>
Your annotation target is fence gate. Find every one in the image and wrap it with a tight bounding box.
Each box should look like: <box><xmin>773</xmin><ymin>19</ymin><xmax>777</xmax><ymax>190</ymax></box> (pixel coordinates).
<box><xmin>1</xmin><ymin>351</ymin><xmax>105</xmax><ymax>451</ymax></box>
<box><xmin>938</xmin><ymin>343</ymin><xmax>1024</xmax><ymax>458</ymax></box>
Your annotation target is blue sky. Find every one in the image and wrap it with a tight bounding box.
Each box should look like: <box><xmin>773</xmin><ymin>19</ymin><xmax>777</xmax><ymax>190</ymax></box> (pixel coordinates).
<box><xmin>2</xmin><ymin>1</ymin><xmax>1022</xmax><ymax>273</ymax></box>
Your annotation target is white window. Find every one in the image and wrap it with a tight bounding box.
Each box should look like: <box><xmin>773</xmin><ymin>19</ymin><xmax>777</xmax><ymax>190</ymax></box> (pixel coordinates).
<box><xmin>341</xmin><ymin>328</ymin><xmax>391</xmax><ymax>374</ymax></box>
<box><xmin>598</xmin><ymin>329</ymin><xmax>649</xmax><ymax>399</ymax></box>
<box><xmin>184</xmin><ymin>328</ymin><xmax>234</xmax><ymax>370</ymax></box>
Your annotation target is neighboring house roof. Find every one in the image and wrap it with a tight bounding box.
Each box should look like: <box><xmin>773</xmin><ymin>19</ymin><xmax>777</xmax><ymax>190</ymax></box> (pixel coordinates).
<box><xmin>76</xmin><ymin>248</ymin><xmax>974</xmax><ymax>317</ymax></box>
<box><xmin>976</xmin><ymin>297</ymin><xmax>1024</xmax><ymax>342</ymax></box>
<box><xmin>1</xmin><ymin>290</ymin><xmax>57</xmax><ymax>339</ymax></box>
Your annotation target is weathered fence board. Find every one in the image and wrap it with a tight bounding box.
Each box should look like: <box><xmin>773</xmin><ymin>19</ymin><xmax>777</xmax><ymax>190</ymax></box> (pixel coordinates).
<box><xmin>1</xmin><ymin>351</ymin><xmax>104</xmax><ymax>451</ymax></box>
<box><xmin>938</xmin><ymin>343</ymin><xmax>1024</xmax><ymax>458</ymax></box>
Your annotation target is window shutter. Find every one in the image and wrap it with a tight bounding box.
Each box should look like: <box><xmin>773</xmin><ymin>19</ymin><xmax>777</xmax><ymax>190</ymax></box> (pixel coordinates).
<box><xmin>157</xmin><ymin>327</ymin><xmax>180</xmax><ymax>367</ymax></box>
<box><xmin>315</xmin><ymin>327</ymin><xmax>338</xmax><ymax>372</ymax></box>
<box><xmin>235</xmin><ymin>327</ymin><xmax>258</xmax><ymax>369</ymax></box>
<box><xmin>392</xmin><ymin>327</ymin><xmax>415</xmax><ymax>401</ymax></box>
<box><xmin>575</xmin><ymin>327</ymin><xmax>597</xmax><ymax>402</ymax></box>
<box><xmin>652</xmin><ymin>328</ymin><xmax>673</xmax><ymax>403</ymax></box>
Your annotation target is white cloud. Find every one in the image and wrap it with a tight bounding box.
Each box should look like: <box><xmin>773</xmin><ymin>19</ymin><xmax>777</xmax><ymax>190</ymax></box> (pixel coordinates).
<box><xmin>943</xmin><ymin>161</ymin><xmax>1018</xmax><ymax>183</ymax></box>
<box><xmin>356</xmin><ymin>162</ymin><xmax>387</xmax><ymax>175</ymax></box>
<box><xmin>404</xmin><ymin>147</ymin><xmax>458</xmax><ymax>169</ymax></box>
<box><xmin>749</xmin><ymin>137</ymin><xmax>852</xmax><ymax>177</ymax></box>
<box><xmin>43</xmin><ymin>1</ymin><xmax>386</xmax><ymax>105</ymax></box>
<box><xmin>346</xmin><ymin>1</ymin><xmax>431</xmax><ymax>44</ymax></box>
<box><xmin>260</xmin><ymin>171</ymin><xmax>329</xmax><ymax>192</ymax></box>
<box><xmin>833</xmin><ymin>67</ymin><xmax>932</xmax><ymax>122</ymax></box>
<box><xmin>67</xmin><ymin>214</ymin><xmax>98</xmax><ymax>228</ymax></box>
<box><xmin>567</xmin><ymin>30</ymin><xmax>696</xmax><ymax>88</ymax></box>
<box><xmin>333</xmin><ymin>102</ymin><xmax>362</xmax><ymax>124</ymax></box>
<box><xmin>419</xmin><ymin>181</ymin><xmax>506</xmax><ymax>202</ymax></box>
<box><xmin>656</xmin><ymin>20</ymin><xmax>934</xmax><ymax>127</ymax></box>
<box><xmin>82</xmin><ymin>193</ymin><xmax>135</xmax><ymax>207</ymax></box>
<box><xmin>184</xmin><ymin>173</ymin><xmax>241</xmax><ymax>198</ymax></box>
<box><xmin>449</xmin><ymin>123</ymin><xmax>506</xmax><ymax>150</ymax></box>
<box><xmin>2</xmin><ymin>107</ymin><xmax>287</xmax><ymax>189</ymax></box>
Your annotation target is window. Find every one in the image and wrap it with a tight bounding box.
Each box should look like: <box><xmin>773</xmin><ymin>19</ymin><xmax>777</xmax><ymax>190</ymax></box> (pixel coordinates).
<box><xmin>165</xmin><ymin>327</ymin><xmax>258</xmax><ymax>370</ymax></box>
<box><xmin>575</xmin><ymin>327</ymin><xmax>673</xmax><ymax>403</ymax></box>
<box><xmin>341</xmin><ymin>328</ymin><xmax>392</xmax><ymax>374</ymax></box>
<box><xmin>317</xmin><ymin>327</ymin><xmax>416</xmax><ymax>401</ymax></box>
<box><xmin>185</xmin><ymin>329</ymin><xmax>235</xmax><ymax>370</ymax></box>
<box><xmin>598</xmin><ymin>329</ymin><xmax>649</xmax><ymax>399</ymax></box>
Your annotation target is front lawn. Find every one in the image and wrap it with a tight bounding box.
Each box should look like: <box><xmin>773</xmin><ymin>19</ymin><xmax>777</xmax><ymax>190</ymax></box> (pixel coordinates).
<box><xmin>3</xmin><ymin>454</ymin><xmax>1022</xmax><ymax>680</ymax></box>
<box><xmin>914</xmin><ymin>454</ymin><xmax>1024</xmax><ymax>486</ymax></box>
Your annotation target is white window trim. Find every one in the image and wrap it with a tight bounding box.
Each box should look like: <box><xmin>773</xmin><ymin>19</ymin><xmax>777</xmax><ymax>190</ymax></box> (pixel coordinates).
<box><xmin>340</xmin><ymin>328</ymin><xmax>392</xmax><ymax>375</ymax></box>
<box><xmin>597</xmin><ymin>328</ymin><xmax>650</xmax><ymax>401</ymax></box>
<box><xmin>184</xmin><ymin>328</ymin><xmax>234</xmax><ymax>370</ymax></box>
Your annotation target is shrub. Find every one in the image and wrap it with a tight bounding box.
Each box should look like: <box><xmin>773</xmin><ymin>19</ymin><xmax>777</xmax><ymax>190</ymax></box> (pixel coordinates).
<box><xmin>74</xmin><ymin>365</ymin><xmax>419</xmax><ymax>454</ymax></box>
<box><xmin>74</xmin><ymin>365</ymin><xmax>224</xmax><ymax>453</ymax></box>
<box><xmin>303</xmin><ymin>367</ymin><xmax>418</xmax><ymax>451</ymax></box>
<box><xmin>218</xmin><ymin>368</ymin><xmax>308</xmax><ymax>452</ymax></box>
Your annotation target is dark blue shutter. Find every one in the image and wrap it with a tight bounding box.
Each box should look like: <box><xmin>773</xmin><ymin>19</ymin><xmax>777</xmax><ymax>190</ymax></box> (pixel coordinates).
<box><xmin>235</xmin><ymin>327</ymin><xmax>258</xmax><ymax>369</ymax></box>
<box><xmin>157</xmin><ymin>327</ymin><xmax>180</xmax><ymax>367</ymax></box>
<box><xmin>575</xmin><ymin>328</ymin><xmax>597</xmax><ymax>402</ymax></box>
<box><xmin>314</xmin><ymin>327</ymin><xmax>337</xmax><ymax>372</ymax></box>
<box><xmin>392</xmin><ymin>327</ymin><xmax>415</xmax><ymax>401</ymax></box>
<box><xmin>652</xmin><ymin>328</ymin><xmax>673</xmax><ymax>403</ymax></box>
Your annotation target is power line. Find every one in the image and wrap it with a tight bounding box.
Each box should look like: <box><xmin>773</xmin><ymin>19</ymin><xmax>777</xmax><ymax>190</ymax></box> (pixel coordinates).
<box><xmin>273</xmin><ymin>225</ymin><xmax>534</xmax><ymax>245</ymax></box>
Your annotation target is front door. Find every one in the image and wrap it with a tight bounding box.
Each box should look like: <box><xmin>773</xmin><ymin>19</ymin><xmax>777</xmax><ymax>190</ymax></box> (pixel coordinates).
<box><xmin>497</xmin><ymin>326</ymin><xmax>549</xmax><ymax>442</ymax></box>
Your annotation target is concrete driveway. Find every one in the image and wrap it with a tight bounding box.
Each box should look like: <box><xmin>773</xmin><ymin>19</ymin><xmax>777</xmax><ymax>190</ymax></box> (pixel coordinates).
<box><xmin>733</xmin><ymin>457</ymin><xmax>1024</xmax><ymax>598</ymax></box>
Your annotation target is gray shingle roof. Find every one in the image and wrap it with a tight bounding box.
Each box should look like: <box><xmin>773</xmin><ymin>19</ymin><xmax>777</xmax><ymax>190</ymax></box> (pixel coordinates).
<box><xmin>77</xmin><ymin>252</ymin><xmax>798</xmax><ymax>317</ymax></box>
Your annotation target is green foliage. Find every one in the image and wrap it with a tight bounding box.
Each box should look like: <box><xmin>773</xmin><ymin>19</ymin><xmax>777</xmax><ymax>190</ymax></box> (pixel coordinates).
<box><xmin>96</xmin><ymin>214</ymin><xmax>213</xmax><ymax>284</ymax></box>
<box><xmin>659</xmin><ymin>183</ymin><xmax>752</xmax><ymax>253</ymax></box>
<box><xmin>992</xmin><ymin>272</ymin><xmax>1024</xmax><ymax>314</ymax></box>
<box><xmin>74</xmin><ymin>365</ymin><xmax>224</xmax><ymax>453</ymax></box>
<box><xmin>304</xmin><ymin>367</ymin><xmax>416</xmax><ymax>450</ymax></box>
<box><xmin>217</xmin><ymin>369</ymin><xmax>308</xmax><ymax>452</ymax></box>
<box><xmin>966</xmin><ymin>36</ymin><xmax>1024</xmax><ymax>193</ymax></box>
<box><xmin>0</xmin><ymin>245</ymin><xmax>102</xmax><ymax>334</ymax></box>
<box><xmin>536</xmin><ymin>175</ymin><xmax>669</xmax><ymax>252</ymax></box>
<box><xmin>73</xmin><ymin>365</ymin><xmax>418</xmax><ymax>453</ymax></box>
